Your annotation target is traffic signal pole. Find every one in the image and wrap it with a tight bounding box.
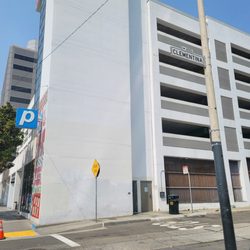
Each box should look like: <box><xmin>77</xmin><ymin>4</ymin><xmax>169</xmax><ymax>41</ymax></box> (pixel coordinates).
<box><xmin>197</xmin><ymin>1</ymin><xmax>237</xmax><ymax>249</ymax></box>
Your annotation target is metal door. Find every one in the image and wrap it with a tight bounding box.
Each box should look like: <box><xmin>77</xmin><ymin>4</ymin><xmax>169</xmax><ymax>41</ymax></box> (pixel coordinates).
<box><xmin>140</xmin><ymin>181</ymin><xmax>153</xmax><ymax>212</ymax></box>
<box><xmin>132</xmin><ymin>181</ymin><xmax>138</xmax><ymax>214</ymax></box>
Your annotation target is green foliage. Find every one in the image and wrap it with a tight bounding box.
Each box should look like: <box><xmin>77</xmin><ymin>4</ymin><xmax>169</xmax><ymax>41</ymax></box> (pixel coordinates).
<box><xmin>0</xmin><ymin>103</ymin><xmax>24</xmax><ymax>172</ymax></box>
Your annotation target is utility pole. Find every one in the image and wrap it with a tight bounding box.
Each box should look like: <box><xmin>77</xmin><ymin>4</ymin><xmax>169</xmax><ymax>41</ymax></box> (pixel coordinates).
<box><xmin>197</xmin><ymin>1</ymin><xmax>237</xmax><ymax>249</ymax></box>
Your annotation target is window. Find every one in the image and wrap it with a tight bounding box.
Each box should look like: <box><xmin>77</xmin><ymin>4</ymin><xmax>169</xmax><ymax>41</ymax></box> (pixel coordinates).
<box><xmin>238</xmin><ymin>98</ymin><xmax>250</xmax><ymax>110</ymax></box>
<box><xmin>10</xmin><ymin>96</ymin><xmax>30</xmax><ymax>104</ymax></box>
<box><xmin>235</xmin><ymin>70</ymin><xmax>250</xmax><ymax>84</ymax></box>
<box><xmin>161</xmin><ymin>84</ymin><xmax>207</xmax><ymax>106</ymax></box>
<box><xmin>157</xmin><ymin>20</ymin><xmax>201</xmax><ymax>46</ymax></box>
<box><xmin>13</xmin><ymin>64</ymin><xmax>33</xmax><ymax>73</ymax></box>
<box><xmin>11</xmin><ymin>85</ymin><xmax>32</xmax><ymax>94</ymax></box>
<box><xmin>14</xmin><ymin>53</ymin><xmax>37</xmax><ymax>63</ymax></box>
<box><xmin>12</xmin><ymin>75</ymin><xmax>33</xmax><ymax>83</ymax></box>
<box><xmin>159</xmin><ymin>52</ymin><xmax>204</xmax><ymax>75</ymax></box>
<box><xmin>242</xmin><ymin>126</ymin><xmax>250</xmax><ymax>139</ymax></box>
<box><xmin>231</xmin><ymin>44</ymin><xmax>250</xmax><ymax>60</ymax></box>
<box><xmin>162</xmin><ymin>119</ymin><xmax>209</xmax><ymax>138</ymax></box>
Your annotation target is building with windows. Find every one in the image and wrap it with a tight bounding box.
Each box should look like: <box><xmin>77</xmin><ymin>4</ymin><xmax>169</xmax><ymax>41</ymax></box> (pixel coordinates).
<box><xmin>0</xmin><ymin>40</ymin><xmax>37</xmax><ymax>108</ymax></box>
<box><xmin>1</xmin><ymin>0</ymin><xmax>250</xmax><ymax>226</ymax></box>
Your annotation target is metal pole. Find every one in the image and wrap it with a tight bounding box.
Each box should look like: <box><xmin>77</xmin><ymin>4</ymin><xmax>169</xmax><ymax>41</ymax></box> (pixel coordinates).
<box><xmin>197</xmin><ymin>1</ymin><xmax>237</xmax><ymax>249</ymax></box>
<box><xmin>95</xmin><ymin>176</ymin><xmax>97</xmax><ymax>223</ymax></box>
<box><xmin>187</xmin><ymin>172</ymin><xmax>193</xmax><ymax>213</ymax></box>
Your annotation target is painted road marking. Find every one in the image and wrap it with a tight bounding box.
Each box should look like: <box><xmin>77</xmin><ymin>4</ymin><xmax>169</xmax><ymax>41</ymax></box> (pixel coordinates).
<box><xmin>160</xmin><ymin>223</ymin><xmax>169</xmax><ymax>227</ymax></box>
<box><xmin>167</xmin><ymin>225</ymin><xmax>179</xmax><ymax>229</ymax></box>
<box><xmin>190</xmin><ymin>221</ymin><xmax>199</xmax><ymax>224</ymax></box>
<box><xmin>4</xmin><ymin>230</ymin><xmax>37</xmax><ymax>238</ymax></box>
<box><xmin>152</xmin><ymin>220</ymin><xmax>215</xmax><ymax>231</ymax></box>
<box><xmin>51</xmin><ymin>234</ymin><xmax>80</xmax><ymax>248</ymax></box>
<box><xmin>193</xmin><ymin>225</ymin><xmax>204</xmax><ymax>230</ymax></box>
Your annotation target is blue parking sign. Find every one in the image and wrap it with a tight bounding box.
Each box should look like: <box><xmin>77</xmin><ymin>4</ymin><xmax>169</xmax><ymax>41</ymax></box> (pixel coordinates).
<box><xmin>16</xmin><ymin>108</ymin><xmax>38</xmax><ymax>129</ymax></box>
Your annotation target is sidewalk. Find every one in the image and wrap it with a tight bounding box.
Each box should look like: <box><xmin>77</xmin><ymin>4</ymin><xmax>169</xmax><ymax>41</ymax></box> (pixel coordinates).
<box><xmin>0</xmin><ymin>206</ymin><xmax>35</xmax><ymax>239</ymax></box>
<box><xmin>1</xmin><ymin>205</ymin><xmax>250</xmax><ymax>239</ymax></box>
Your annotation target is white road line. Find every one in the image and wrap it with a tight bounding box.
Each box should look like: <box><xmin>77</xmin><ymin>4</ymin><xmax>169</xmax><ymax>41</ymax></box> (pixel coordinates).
<box><xmin>152</xmin><ymin>223</ymin><xmax>161</xmax><ymax>226</ymax></box>
<box><xmin>168</xmin><ymin>225</ymin><xmax>179</xmax><ymax>229</ymax></box>
<box><xmin>51</xmin><ymin>234</ymin><xmax>80</xmax><ymax>248</ymax></box>
<box><xmin>167</xmin><ymin>221</ymin><xmax>177</xmax><ymax>224</ymax></box>
<box><xmin>193</xmin><ymin>225</ymin><xmax>204</xmax><ymax>230</ymax></box>
<box><xmin>160</xmin><ymin>223</ymin><xmax>169</xmax><ymax>227</ymax></box>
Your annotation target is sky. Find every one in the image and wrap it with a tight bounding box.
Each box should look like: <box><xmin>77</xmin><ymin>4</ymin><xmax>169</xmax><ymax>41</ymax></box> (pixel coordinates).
<box><xmin>0</xmin><ymin>0</ymin><xmax>250</xmax><ymax>93</ymax></box>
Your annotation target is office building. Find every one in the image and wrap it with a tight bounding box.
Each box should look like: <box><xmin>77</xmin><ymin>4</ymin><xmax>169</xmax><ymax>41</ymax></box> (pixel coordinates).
<box><xmin>0</xmin><ymin>40</ymin><xmax>37</xmax><ymax>108</ymax></box>
<box><xmin>1</xmin><ymin>0</ymin><xmax>250</xmax><ymax>226</ymax></box>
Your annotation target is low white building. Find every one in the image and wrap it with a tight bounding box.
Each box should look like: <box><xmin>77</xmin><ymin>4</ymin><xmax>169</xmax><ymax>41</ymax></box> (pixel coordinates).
<box><xmin>1</xmin><ymin>0</ymin><xmax>250</xmax><ymax>226</ymax></box>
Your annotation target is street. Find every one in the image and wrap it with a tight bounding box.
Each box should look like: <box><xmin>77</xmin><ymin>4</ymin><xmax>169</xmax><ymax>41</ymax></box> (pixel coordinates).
<box><xmin>1</xmin><ymin>211</ymin><xmax>250</xmax><ymax>250</ymax></box>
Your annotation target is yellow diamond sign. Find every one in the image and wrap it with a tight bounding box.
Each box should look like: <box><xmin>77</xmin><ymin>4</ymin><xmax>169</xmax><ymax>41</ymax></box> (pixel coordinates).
<box><xmin>92</xmin><ymin>159</ymin><xmax>100</xmax><ymax>177</ymax></box>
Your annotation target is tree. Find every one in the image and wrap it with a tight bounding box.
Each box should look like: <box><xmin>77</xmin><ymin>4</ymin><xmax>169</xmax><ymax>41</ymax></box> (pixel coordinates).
<box><xmin>0</xmin><ymin>103</ymin><xmax>24</xmax><ymax>173</ymax></box>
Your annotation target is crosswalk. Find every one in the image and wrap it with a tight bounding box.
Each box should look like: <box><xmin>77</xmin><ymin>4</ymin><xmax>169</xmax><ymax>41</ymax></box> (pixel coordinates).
<box><xmin>152</xmin><ymin>220</ymin><xmax>222</xmax><ymax>231</ymax></box>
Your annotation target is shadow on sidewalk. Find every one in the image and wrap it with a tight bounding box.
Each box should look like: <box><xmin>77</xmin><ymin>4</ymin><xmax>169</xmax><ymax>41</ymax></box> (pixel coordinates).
<box><xmin>0</xmin><ymin>207</ymin><xmax>25</xmax><ymax>221</ymax></box>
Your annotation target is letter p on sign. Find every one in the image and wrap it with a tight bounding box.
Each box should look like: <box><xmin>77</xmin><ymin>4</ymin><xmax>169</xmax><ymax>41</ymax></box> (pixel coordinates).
<box><xmin>16</xmin><ymin>108</ymin><xmax>38</xmax><ymax>129</ymax></box>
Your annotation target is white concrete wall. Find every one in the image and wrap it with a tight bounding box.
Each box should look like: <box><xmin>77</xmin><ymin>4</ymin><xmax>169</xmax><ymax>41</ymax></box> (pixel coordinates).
<box><xmin>208</xmin><ymin>18</ymin><xmax>250</xmax><ymax>204</ymax></box>
<box><xmin>149</xmin><ymin>1</ymin><xmax>212</xmax><ymax>211</ymax></box>
<box><xmin>148</xmin><ymin>1</ymin><xmax>250</xmax><ymax>209</ymax></box>
<box><xmin>37</xmin><ymin>0</ymin><xmax>132</xmax><ymax>225</ymax></box>
<box><xmin>129</xmin><ymin>0</ymin><xmax>163</xmax><ymax>213</ymax></box>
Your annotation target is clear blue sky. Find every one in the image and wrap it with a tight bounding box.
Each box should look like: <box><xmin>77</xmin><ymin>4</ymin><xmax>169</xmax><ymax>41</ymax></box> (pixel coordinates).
<box><xmin>1</xmin><ymin>0</ymin><xmax>250</xmax><ymax>93</ymax></box>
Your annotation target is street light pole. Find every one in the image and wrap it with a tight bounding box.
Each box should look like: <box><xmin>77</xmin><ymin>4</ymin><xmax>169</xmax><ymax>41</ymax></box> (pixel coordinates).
<box><xmin>197</xmin><ymin>1</ymin><xmax>237</xmax><ymax>249</ymax></box>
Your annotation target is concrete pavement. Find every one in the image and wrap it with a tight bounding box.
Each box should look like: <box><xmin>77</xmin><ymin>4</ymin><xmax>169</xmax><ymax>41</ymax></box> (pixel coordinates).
<box><xmin>0</xmin><ymin>206</ymin><xmax>36</xmax><ymax>239</ymax></box>
<box><xmin>0</xmin><ymin>207</ymin><xmax>250</xmax><ymax>249</ymax></box>
<box><xmin>1</xmin><ymin>205</ymin><xmax>250</xmax><ymax>239</ymax></box>
<box><xmin>0</xmin><ymin>205</ymin><xmax>210</xmax><ymax>239</ymax></box>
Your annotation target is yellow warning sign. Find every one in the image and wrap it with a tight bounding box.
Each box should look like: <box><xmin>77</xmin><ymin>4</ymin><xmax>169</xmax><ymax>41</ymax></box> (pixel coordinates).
<box><xmin>92</xmin><ymin>159</ymin><xmax>100</xmax><ymax>177</ymax></box>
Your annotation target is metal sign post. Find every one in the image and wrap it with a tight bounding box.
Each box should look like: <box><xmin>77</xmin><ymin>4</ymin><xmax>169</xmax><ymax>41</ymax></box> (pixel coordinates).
<box><xmin>187</xmin><ymin>171</ymin><xmax>193</xmax><ymax>213</ymax></box>
<box><xmin>182</xmin><ymin>165</ymin><xmax>193</xmax><ymax>213</ymax></box>
<box><xmin>92</xmin><ymin>159</ymin><xmax>100</xmax><ymax>223</ymax></box>
<box><xmin>95</xmin><ymin>176</ymin><xmax>97</xmax><ymax>223</ymax></box>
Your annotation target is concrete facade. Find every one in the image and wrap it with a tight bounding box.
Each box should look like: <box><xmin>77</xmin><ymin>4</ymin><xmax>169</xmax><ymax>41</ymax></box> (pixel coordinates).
<box><xmin>0</xmin><ymin>41</ymin><xmax>37</xmax><ymax>108</ymax></box>
<box><xmin>32</xmin><ymin>0</ymin><xmax>133</xmax><ymax>225</ymax></box>
<box><xmin>1</xmin><ymin>0</ymin><xmax>250</xmax><ymax>225</ymax></box>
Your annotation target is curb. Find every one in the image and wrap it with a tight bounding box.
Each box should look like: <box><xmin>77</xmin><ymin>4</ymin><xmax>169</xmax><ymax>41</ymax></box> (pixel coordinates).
<box><xmin>56</xmin><ymin>223</ymin><xmax>104</xmax><ymax>234</ymax></box>
<box><xmin>32</xmin><ymin>220</ymin><xmax>90</xmax><ymax>229</ymax></box>
<box><xmin>185</xmin><ymin>212</ymin><xmax>207</xmax><ymax>217</ymax></box>
<box><xmin>4</xmin><ymin>230</ymin><xmax>37</xmax><ymax>239</ymax></box>
<box><xmin>34</xmin><ymin>212</ymin><xmax>212</xmax><ymax>234</ymax></box>
<box><xmin>29</xmin><ymin>208</ymin><xmax>250</xmax><ymax>235</ymax></box>
<box><xmin>34</xmin><ymin>221</ymin><xmax>104</xmax><ymax>235</ymax></box>
<box><xmin>151</xmin><ymin>214</ymin><xmax>185</xmax><ymax>221</ymax></box>
<box><xmin>103</xmin><ymin>218</ymin><xmax>150</xmax><ymax>227</ymax></box>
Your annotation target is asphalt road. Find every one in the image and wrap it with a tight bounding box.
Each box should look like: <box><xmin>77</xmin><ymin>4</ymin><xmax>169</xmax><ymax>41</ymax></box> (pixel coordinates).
<box><xmin>1</xmin><ymin>211</ymin><xmax>250</xmax><ymax>250</ymax></box>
